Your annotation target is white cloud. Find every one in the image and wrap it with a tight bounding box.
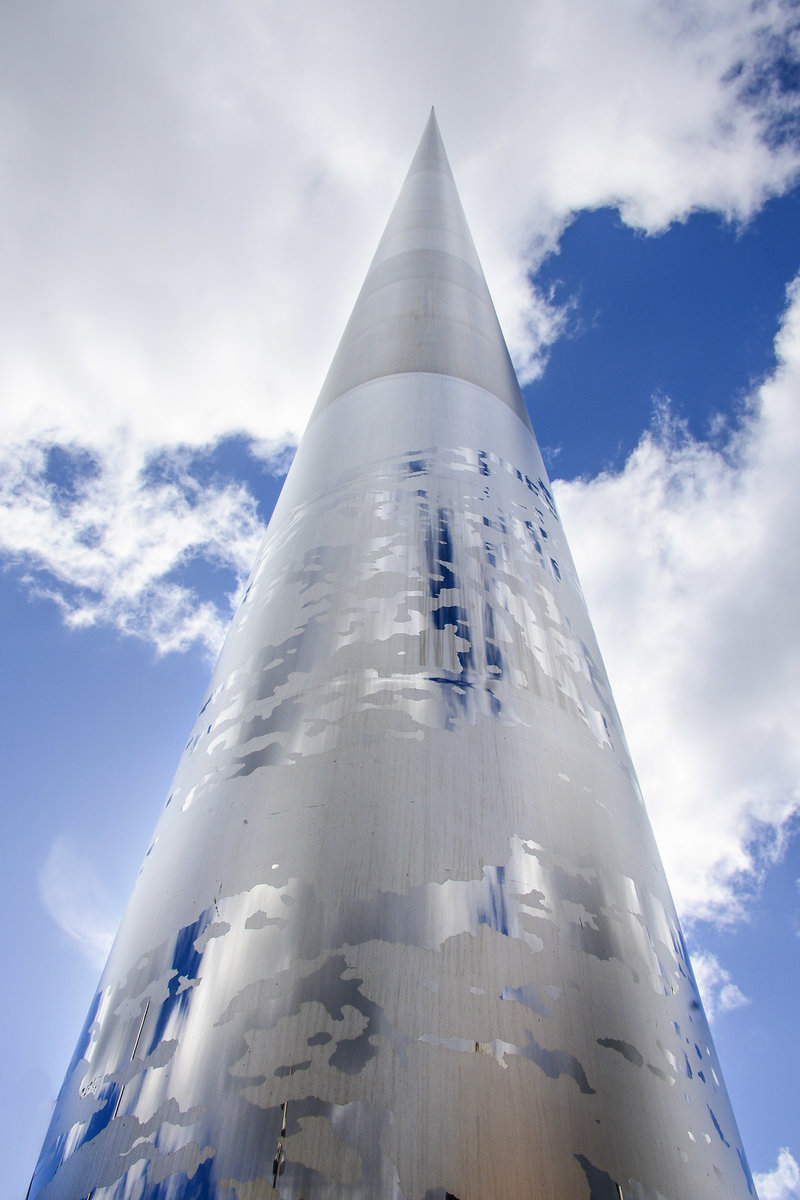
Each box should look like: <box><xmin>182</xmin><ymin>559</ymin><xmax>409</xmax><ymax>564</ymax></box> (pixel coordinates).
<box><xmin>555</xmin><ymin>276</ymin><xmax>800</xmax><ymax>924</ymax></box>
<box><xmin>1</xmin><ymin>0</ymin><xmax>798</xmax><ymax>659</ymax></box>
<box><xmin>1</xmin><ymin>0</ymin><xmax>798</xmax><ymax>458</ymax></box>
<box><xmin>0</xmin><ymin>438</ymin><xmax>267</xmax><ymax>655</ymax></box>
<box><xmin>689</xmin><ymin>950</ymin><xmax>750</xmax><ymax>1021</ymax></box>
<box><xmin>38</xmin><ymin>834</ymin><xmax>119</xmax><ymax>970</ymax></box>
<box><xmin>754</xmin><ymin>1149</ymin><xmax>800</xmax><ymax>1200</ymax></box>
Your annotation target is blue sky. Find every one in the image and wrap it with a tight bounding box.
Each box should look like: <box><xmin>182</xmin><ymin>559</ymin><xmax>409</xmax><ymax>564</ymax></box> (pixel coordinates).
<box><xmin>532</xmin><ymin>195</ymin><xmax>800</xmax><ymax>477</ymax></box>
<box><xmin>3</xmin><ymin>3</ymin><xmax>800</xmax><ymax>1197</ymax></box>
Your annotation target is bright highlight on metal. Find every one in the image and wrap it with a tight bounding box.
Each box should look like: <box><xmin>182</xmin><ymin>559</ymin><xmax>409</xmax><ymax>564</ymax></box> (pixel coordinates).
<box><xmin>30</xmin><ymin>110</ymin><xmax>755</xmax><ymax>1200</ymax></box>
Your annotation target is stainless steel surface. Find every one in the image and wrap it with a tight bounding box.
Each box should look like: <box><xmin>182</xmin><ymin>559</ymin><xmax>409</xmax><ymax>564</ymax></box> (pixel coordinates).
<box><xmin>30</xmin><ymin>110</ymin><xmax>755</xmax><ymax>1200</ymax></box>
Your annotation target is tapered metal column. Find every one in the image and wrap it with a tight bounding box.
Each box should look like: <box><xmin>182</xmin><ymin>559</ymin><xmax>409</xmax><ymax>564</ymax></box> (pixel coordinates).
<box><xmin>30</xmin><ymin>111</ymin><xmax>754</xmax><ymax>1200</ymax></box>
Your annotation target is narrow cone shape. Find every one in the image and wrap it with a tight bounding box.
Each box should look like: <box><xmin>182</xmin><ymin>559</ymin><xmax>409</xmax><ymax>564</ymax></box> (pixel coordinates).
<box><xmin>31</xmin><ymin>112</ymin><xmax>754</xmax><ymax>1200</ymax></box>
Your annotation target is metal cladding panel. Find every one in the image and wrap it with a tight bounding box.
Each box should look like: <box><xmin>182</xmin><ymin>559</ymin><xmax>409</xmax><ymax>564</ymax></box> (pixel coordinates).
<box><xmin>313</xmin><ymin>114</ymin><xmax>529</xmax><ymax>428</ymax></box>
<box><xmin>30</xmin><ymin>115</ymin><xmax>754</xmax><ymax>1200</ymax></box>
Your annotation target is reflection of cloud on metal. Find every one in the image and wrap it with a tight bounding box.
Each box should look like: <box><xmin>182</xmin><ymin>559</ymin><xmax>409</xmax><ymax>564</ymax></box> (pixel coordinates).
<box><xmin>38</xmin><ymin>834</ymin><xmax>118</xmax><ymax>970</ymax></box>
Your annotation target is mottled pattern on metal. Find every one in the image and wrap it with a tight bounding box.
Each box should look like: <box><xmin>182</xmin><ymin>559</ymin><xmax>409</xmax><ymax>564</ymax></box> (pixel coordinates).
<box><xmin>30</xmin><ymin>114</ymin><xmax>754</xmax><ymax>1199</ymax></box>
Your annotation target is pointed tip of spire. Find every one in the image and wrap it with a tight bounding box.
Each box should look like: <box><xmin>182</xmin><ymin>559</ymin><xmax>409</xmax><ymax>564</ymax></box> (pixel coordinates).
<box><xmin>311</xmin><ymin>105</ymin><xmax>530</xmax><ymax>429</ymax></box>
<box><xmin>408</xmin><ymin>106</ymin><xmax>453</xmax><ymax>180</ymax></box>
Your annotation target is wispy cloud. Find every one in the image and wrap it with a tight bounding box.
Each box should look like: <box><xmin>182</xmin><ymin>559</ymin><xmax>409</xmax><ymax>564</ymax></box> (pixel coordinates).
<box><xmin>689</xmin><ymin>951</ymin><xmax>750</xmax><ymax>1021</ymax></box>
<box><xmin>1</xmin><ymin>0</ymin><xmax>798</xmax><ymax>461</ymax></box>
<box><xmin>38</xmin><ymin>834</ymin><xmax>119</xmax><ymax>970</ymax></box>
<box><xmin>556</xmin><ymin>276</ymin><xmax>800</xmax><ymax>924</ymax></box>
<box><xmin>0</xmin><ymin>439</ymin><xmax>267</xmax><ymax>656</ymax></box>
<box><xmin>754</xmin><ymin>1148</ymin><xmax>800</xmax><ymax>1200</ymax></box>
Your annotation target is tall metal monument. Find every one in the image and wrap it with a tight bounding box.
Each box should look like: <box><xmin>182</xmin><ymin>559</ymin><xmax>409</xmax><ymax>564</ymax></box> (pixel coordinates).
<box><xmin>31</xmin><ymin>112</ymin><xmax>754</xmax><ymax>1200</ymax></box>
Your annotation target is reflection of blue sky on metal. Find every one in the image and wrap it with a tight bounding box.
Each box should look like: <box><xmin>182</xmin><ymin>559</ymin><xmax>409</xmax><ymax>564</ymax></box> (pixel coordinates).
<box><xmin>30</xmin><ymin>112</ymin><xmax>754</xmax><ymax>1199</ymax></box>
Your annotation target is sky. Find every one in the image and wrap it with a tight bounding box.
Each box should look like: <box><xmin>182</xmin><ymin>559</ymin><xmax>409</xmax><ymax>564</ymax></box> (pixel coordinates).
<box><xmin>3</xmin><ymin>1</ymin><xmax>800</xmax><ymax>1196</ymax></box>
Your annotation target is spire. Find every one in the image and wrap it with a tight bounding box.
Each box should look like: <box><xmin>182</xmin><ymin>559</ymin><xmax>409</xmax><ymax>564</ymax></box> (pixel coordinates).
<box><xmin>406</xmin><ymin>107</ymin><xmax>454</xmax><ymax>179</ymax></box>
<box><xmin>312</xmin><ymin>111</ymin><xmax>531</xmax><ymax>428</ymax></box>
<box><xmin>29</xmin><ymin>115</ymin><xmax>753</xmax><ymax>1200</ymax></box>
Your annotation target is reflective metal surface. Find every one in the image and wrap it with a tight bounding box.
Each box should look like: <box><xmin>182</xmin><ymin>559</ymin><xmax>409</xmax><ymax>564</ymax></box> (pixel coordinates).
<box><xmin>30</xmin><ymin>111</ymin><xmax>755</xmax><ymax>1200</ymax></box>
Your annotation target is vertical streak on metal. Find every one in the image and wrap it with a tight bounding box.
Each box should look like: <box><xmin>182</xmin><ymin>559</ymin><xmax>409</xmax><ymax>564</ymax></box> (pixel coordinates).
<box><xmin>28</xmin><ymin>111</ymin><xmax>755</xmax><ymax>1200</ymax></box>
<box><xmin>130</xmin><ymin>998</ymin><xmax>151</xmax><ymax>1062</ymax></box>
